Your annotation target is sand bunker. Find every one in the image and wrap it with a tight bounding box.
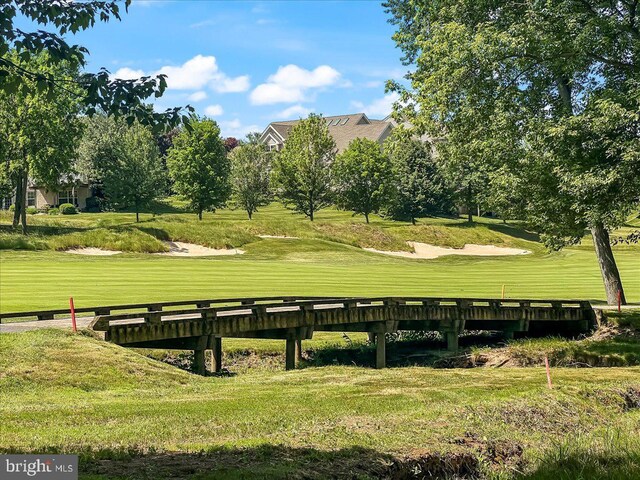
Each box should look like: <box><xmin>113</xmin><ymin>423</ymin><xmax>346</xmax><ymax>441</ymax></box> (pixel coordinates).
<box><xmin>65</xmin><ymin>247</ymin><xmax>122</xmax><ymax>256</ymax></box>
<box><xmin>258</xmin><ymin>235</ymin><xmax>300</xmax><ymax>239</ymax></box>
<box><xmin>155</xmin><ymin>241</ymin><xmax>244</xmax><ymax>257</ymax></box>
<box><xmin>364</xmin><ymin>241</ymin><xmax>530</xmax><ymax>260</ymax></box>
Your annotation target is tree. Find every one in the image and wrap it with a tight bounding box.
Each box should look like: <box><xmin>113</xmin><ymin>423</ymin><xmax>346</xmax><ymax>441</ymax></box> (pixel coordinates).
<box><xmin>272</xmin><ymin>114</ymin><xmax>336</xmax><ymax>221</ymax></box>
<box><xmin>0</xmin><ymin>0</ymin><xmax>190</xmax><ymax>131</ymax></box>
<box><xmin>385</xmin><ymin>0</ymin><xmax>640</xmax><ymax>305</ymax></box>
<box><xmin>384</xmin><ymin>133</ymin><xmax>454</xmax><ymax>224</ymax></box>
<box><xmin>333</xmin><ymin>138</ymin><xmax>394</xmax><ymax>223</ymax></box>
<box><xmin>229</xmin><ymin>144</ymin><xmax>272</xmax><ymax>220</ymax></box>
<box><xmin>0</xmin><ymin>52</ymin><xmax>82</xmax><ymax>234</ymax></box>
<box><xmin>224</xmin><ymin>137</ymin><xmax>239</xmax><ymax>152</ymax></box>
<box><xmin>167</xmin><ymin>118</ymin><xmax>230</xmax><ymax>220</ymax></box>
<box><xmin>78</xmin><ymin>115</ymin><xmax>165</xmax><ymax>222</ymax></box>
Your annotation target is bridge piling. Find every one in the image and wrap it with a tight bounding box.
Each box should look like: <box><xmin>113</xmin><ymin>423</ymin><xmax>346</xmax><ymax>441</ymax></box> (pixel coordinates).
<box><xmin>192</xmin><ymin>336</ymin><xmax>209</xmax><ymax>375</ymax></box>
<box><xmin>375</xmin><ymin>332</ymin><xmax>386</xmax><ymax>369</ymax></box>
<box><xmin>209</xmin><ymin>336</ymin><xmax>222</xmax><ymax>373</ymax></box>
<box><xmin>295</xmin><ymin>338</ymin><xmax>303</xmax><ymax>362</ymax></box>
<box><xmin>285</xmin><ymin>337</ymin><xmax>296</xmax><ymax>370</ymax></box>
<box><xmin>446</xmin><ymin>331</ymin><xmax>459</xmax><ymax>352</ymax></box>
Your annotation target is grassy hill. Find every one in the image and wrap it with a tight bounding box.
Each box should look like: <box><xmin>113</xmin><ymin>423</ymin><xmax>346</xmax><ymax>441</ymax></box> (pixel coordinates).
<box><xmin>1</xmin><ymin>329</ymin><xmax>639</xmax><ymax>479</ymax></box>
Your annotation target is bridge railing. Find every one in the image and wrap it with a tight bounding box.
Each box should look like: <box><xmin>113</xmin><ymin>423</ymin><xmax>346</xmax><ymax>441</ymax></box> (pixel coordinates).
<box><xmin>88</xmin><ymin>297</ymin><xmax>593</xmax><ymax>331</ymax></box>
<box><xmin>0</xmin><ymin>296</ymin><xmax>337</xmax><ymax>323</ymax></box>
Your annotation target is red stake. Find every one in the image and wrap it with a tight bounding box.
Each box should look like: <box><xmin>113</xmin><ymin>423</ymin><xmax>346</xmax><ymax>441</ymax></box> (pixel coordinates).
<box><xmin>618</xmin><ymin>290</ymin><xmax>622</xmax><ymax>313</ymax></box>
<box><xmin>544</xmin><ymin>355</ymin><xmax>553</xmax><ymax>389</ymax></box>
<box><xmin>70</xmin><ymin>297</ymin><xmax>77</xmax><ymax>332</ymax></box>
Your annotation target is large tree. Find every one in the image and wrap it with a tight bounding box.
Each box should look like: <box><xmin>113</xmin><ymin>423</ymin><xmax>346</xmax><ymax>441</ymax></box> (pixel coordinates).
<box><xmin>0</xmin><ymin>0</ymin><xmax>190</xmax><ymax>131</ymax></box>
<box><xmin>384</xmin><ymin>132</ymin><xmax>454</xmax><ymax>224</ymax></box>
<box><xmin>78</xmin><ymin>116</ymin><xmax>165</xmax><ymax>222</ymax></box>
<box><xmin>272</xmin><ymin>114</ymin><xmax>336</xmax><ymax>221</ymax></box>
<box><xmin>167</xmin><ymin>118</ymin><xmax>230</xmax><ymax>220</ymax></box>
<box><xmin>229</xmin><ymin>143</ymin><xmax>272</xmax><ymax>220</ymax></box>
<box><xmin>385</xmin><ymin>0</ymin><xmax>640</xmax><ymax>305</ymax></box>
<box><xmin>0</xmin><ymin>52</ymin><xmax>82</xmax><ymax>233</ymax></box>
<box><xmin>333</xmin><ymin>138</ymin><xmax>394</xmax><ymax>223</ymax></box>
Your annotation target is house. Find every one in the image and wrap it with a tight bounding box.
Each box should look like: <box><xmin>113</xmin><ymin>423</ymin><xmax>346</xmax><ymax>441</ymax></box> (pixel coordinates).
<box><xmin>1</xmin><ymin>175</ymin><xmax>92</xmax><ymax>211</ymax></box>
<box><xmin>260</xmin><ymin>113</ymin><xmax>394</xmax><ymax>153</ymax></box>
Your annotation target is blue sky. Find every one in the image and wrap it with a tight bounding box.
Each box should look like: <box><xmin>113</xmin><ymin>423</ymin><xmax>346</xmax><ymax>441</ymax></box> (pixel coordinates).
<box><xmin>62</xmin><ymin>0</ymin><xmax>406</xmax><ymax>138</ymax></box>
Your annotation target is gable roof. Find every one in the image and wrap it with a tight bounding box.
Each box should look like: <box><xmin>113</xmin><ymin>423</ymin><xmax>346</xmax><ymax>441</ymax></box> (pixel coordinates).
<box><xmin>261</xmin><ymin>112</ymin><xmax>394</xmax><ymax>153</ymax></box>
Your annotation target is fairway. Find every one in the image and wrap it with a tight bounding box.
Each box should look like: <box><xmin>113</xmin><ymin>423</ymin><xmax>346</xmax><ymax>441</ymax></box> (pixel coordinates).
<box><xmin>1</xmin><ymin>246</ymin><xmax>639</xmax><ymax>313</ymax></box>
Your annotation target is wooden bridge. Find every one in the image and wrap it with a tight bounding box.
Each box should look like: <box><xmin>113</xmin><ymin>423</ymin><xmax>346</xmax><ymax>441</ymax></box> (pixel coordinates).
<box><xmin>78</xmin><ymin>296</ymin><xmax>596</xmax><ymax>373</ymax></box>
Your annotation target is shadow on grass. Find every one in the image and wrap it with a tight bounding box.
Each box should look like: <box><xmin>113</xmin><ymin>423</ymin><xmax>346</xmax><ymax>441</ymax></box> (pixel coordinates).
<box><xmin>519</xmin><ymin>450</ymin><xmax>640</xmax><ymax>480</ymax></box>
<box><xmin>0</xmin><ymin>224</ymin><xmax>85</xmax><ymax>236</ymax></box>
<box><xmin>17</xmin><ymin>444</ymin><xmax>483</xmax><ymax>480</ymax></box>
<box><xmin>486</xmin><ymin>222</ymin><xmax>542</xmax><ymax>243</ymax></box>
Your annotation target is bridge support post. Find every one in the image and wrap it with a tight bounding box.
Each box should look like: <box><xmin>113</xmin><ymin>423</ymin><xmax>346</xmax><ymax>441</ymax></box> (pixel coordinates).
<box><xmin>375</xmin><ymin>332</ymin><xmax>386</xmax><ymax>369</ymax></box>
<box><xmin>209</xmin><ymin>336</ymin><xmax>222</xmax><ymax>373</ymax></box>
<box><xmin>503</xmin><ymin>330</ymin><xmax>515</xmax><ymax>341</ymax></box>
<box><xmin>192</xmin><ymin>336</ymin><xmax>208</xmax><ymax>375</ymax></box>
<box><xmin>285</xmin><ymin>337</ymin><xmax>296</xmax><ymax>370</ymax></box>
<box><xmin>446</xmin><ymin>331</ymin><xmax>459</xmax><ymax>352</ymax></box>
<box><xmin>295</xmin><ymin>338</ymin><xmax>303</xmax><ymax>362</ymax></box>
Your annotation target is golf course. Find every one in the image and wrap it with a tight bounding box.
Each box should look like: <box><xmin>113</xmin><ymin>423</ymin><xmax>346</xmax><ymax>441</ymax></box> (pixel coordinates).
<box><xmin>1</xmin><ymin>205</ymin><xmax>639</xmax><ymax>479</ymax></box>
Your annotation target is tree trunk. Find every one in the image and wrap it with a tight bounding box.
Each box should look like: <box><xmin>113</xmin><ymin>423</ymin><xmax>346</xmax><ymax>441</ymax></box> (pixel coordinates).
<box><xmin>136</xmin><ymin>210</ymin><xmax>140</xmax><ymax>223</ymax></box>
<box><xmin>248</xmin><ymin>210</ymin><xmax>252</xmax><ymax>220</ymax></box>
<box><xmin>411</xmin><ymin>216</ymin><xmax>416</xmax><ymax>225</ymax></box>
<box><xmin>12</xmin><ymin>170</ymin><xmax>23</xmax><ymax>229</ymax></box>
<box><xmin>364</xmin><ymin>212</ymin><xmax>369</xmax><ymax>224</ymax></box>
<box><xmin>591</xmin><ymin>222</ymin><xmax>626</xmax><ymax>305</ymax></box>
<box><xmin>19</xmin><ymin>171</ymin><xmax>27</xmax><ymax>234</ymax></box>
<box><xmin>466</xmin><ymin>183</ymin><xmax>473</xmax><ymax>222</ymax></box>
<box><xmin>198</xmin><ymin>210</ymin><xmax>203</xmax><ymax>221</ymax></box>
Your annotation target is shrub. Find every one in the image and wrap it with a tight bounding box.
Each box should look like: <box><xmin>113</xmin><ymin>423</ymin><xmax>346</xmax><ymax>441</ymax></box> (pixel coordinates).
<box><xmin>26</xmin><ymin>206</ymin><xmax>38</xmax><ymax>215</ymax></box>
<box><xmin>38</xmin><ymin>204</ymin><xmax>51</xmax><ymax>214</ymax></box>
<box><xmin>8</xmin><ymin>204</ymin><xmax>15</xmax><ymax>212</ymax></box>
<box><xmin>59</xmin><ymin>203</ymin><xmax>77</xmax><ymax>215</ymax></box>
<box><xmin>48</xmin><ymin>207</ymin><xmax>60</xmax><ymax>215</ymax></box>
<box><xmin>85</xmin><ymin>196</ymin><xmax>101</xmax><ymax>213</ymax></box>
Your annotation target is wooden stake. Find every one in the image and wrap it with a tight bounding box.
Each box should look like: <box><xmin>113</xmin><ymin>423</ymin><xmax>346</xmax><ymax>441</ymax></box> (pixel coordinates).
<box><xmin>544</xmin><ymin>356</ymin><xmax>553</xmax><ymax>389</ymax></box>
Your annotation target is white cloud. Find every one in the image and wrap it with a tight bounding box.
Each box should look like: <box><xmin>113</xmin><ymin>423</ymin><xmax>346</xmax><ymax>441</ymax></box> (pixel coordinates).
<box><xmin>250</xmin><ymin>64</ymin><xmax>342</xmax><ymax>105</ymax></box>
<box><xmin>350</xmin><ymin>92</ymin><xmax>400</xmax><ymax>118</ymax></box>
<box><xmin>157</xmin><ymin>55</ymin><xmax>219</xmax><ymax>90</ymax></box>
<box><xmin>276</xmin><ymin>104</ymin><xmax>314</xmax><ymax>119</ymax></box>
<box><xmin>212</xmin><ymin>75</ymin><xmax>251</xmax><ymax>93</ymax></box>
<box><xmin>117</xmin><ymin>55</ymin><xmax>250</xmax><ymax>94</ymax></box>
<box><xmin>188</xmin><ymin>91</ymin><xmax>208</xmax><ymax>102</ymax></box>
<box><xmin>219</xmin><ymin>119</ymin><xmax>262</xmax><ymax>138</ymax></box>
<box><xmin>111</xmin><ymin>67</ymin><xmax>145</xmax><ymax>80</ymax></box>
<box><xmin>204</xmin><ymin>104</ymin><xmax>224</xmax><ymax>116</ymax></box>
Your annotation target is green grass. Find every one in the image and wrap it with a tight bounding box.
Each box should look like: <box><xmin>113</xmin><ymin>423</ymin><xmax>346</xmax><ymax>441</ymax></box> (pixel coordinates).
<box><xmin>1</xmin><ymin>246</ymin><xmax>638</xmax><ymax>313</ymax></box>
<box><xmin>0</xmin><ymin>202</ymin><xmax>547</xmax><ymax>253</ymax></box>
<box><xmin>1</xmin><ymin>329</ymin><xmax>639</xmax><ymax>479</ymax></box>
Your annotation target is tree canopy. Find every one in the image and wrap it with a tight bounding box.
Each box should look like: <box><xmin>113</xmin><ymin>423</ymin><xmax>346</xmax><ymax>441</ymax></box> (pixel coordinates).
<box><xmin>333</xmin><ymin>138</ymin><xmax>394</xmax><ymax>223</ymax></box>
<box><xmin>0</xmin><ymin>0</ymin><xmax>191</xmax><ymax>131</ymax></box>
<box><xmin>0</xmin><ymin>51</ymin><xmax>83</xmax><ymax>233</ymax></box>
<box><xmin>272</xmin><ymin>114</ymin><xmax>336</xmax><ymax>221</ymax></box>
<box><xmin>385</xmin><ymin>0</ymin><xmax>640</xmax><ymax>304</ymax></box>
<box><xmin>78</xmin><ymin>115</ymin><xmax>165</xmax><ymax>222</ymax></box>
<box><xmin>167</xmin><ymin>118</ymin><xmax>231</xmax><ymax>220</ymax></box>
<box><xmin>229</xmin><ymin>143</ymin><xmax>272</xmax><ymax>220</ymax></box>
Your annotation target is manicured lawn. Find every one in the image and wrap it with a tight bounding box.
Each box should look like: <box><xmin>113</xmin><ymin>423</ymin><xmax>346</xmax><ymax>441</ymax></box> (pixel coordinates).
<box><xmin>1</xmin><ymin>246</ymin><xmax>638</xmax><ymax>313</ymax></box>
<box><xmin>1</xmin><ymin>330</ymin><xmax>639</xmax><ymax>479</ymax></box>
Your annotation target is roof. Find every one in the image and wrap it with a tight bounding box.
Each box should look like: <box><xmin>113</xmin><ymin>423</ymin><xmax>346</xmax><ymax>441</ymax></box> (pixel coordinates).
<box><xmin>261</xmin><ymin>113</ymin><xmax>394</xmax><ymax>153</ymax></box>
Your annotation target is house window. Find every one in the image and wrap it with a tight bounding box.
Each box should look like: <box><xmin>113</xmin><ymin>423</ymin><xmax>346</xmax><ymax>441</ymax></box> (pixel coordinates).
<box><xmin>27</xmin><ymin>190</ymin><xmax>36</xmax><ymax>207</ymax></box>
<box><xmin>58</xmin><ymin>189</ymin><xmax>77</xmax><ymax>206</ymax></box>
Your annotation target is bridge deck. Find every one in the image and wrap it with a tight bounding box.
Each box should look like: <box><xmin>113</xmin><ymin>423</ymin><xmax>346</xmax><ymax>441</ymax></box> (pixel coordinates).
<box><xmin>85</xmin><ymin>296</ymin><xmax>595</xmax><ymax>373</ymax></box>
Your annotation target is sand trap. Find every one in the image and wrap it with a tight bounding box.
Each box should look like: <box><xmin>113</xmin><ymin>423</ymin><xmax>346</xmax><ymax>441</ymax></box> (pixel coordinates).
<box><xmin>364</xmin><ymin>241</ymin><xmax>530</xmax><ymax>260</ymax></box>
<box><xmin>65</xmin><ymin>247</ymin><xmax>121</xmax><ymax>256</ymax></box>
<box><xmin>155</xmin><ymin>241</ymin><xmax>244</xmax><ymax>257</ymax></box>
<box><xmin>258</xmin><ymin>235</ymin><xmax>300</xmax><ymax>239</ymax></box>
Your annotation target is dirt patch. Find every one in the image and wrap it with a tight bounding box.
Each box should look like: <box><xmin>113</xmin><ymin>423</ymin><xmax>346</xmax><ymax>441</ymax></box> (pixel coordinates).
<box><xmin>258</xmin><ymin>235</ymin><xmax>300</xmax><ymax>239</ymax></box>
<box><xmin>65</xmin><ymin>247</ymin><xmax>122</xmax><ymax>256</ymax></box>
<box><xmin>154</xmin><ymin>241</ymin><xmax>244</xmax><ymax>257</ymax></box>
<box><xmin>364</xmin><ymin>241</ymin><xmax>530</xmax><ymax>260</ymax></box>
